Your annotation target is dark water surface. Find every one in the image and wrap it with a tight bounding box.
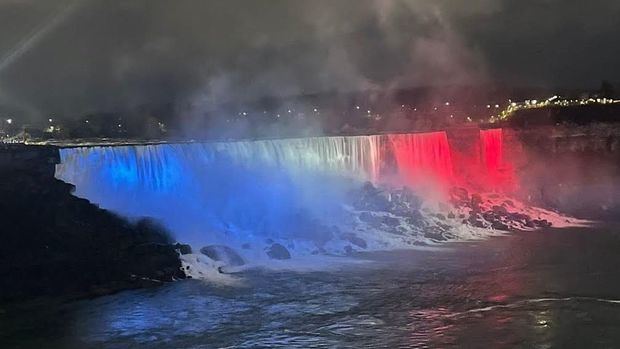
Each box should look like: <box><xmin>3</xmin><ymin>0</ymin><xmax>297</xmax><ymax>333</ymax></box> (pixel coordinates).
<box><xmin>3</xmin><ymin>226</ymin><xmax>620</xmax><ymax>348</ymax></box>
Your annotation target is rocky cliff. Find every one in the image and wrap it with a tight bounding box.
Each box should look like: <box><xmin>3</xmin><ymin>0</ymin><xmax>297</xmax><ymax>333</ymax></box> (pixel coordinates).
<box><xmin>0</xmin><ymin>144</ymin><xmax>186</xmax><ymax>302</ymax></box>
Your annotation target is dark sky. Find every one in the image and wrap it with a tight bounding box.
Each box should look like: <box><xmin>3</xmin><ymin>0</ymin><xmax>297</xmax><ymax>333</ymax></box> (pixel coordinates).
<box><xmin>0</xmin><ymin>0</ymin><xmax>619</xmax><ymax>121</ymax></box>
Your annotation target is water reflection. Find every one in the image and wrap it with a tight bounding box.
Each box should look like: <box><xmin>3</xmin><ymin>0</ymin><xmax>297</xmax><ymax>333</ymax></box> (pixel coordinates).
<box><xmin>3</xmin><ymin>228</ymin><xmax>620</xmax><ymax>348</ymax></box>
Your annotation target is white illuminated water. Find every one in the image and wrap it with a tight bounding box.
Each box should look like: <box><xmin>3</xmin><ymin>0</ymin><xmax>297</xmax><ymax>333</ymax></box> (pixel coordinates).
<box><xmin>55</xmin><ymin>133</ymin><xmax>460</xmax><ymax>249</ymax></box>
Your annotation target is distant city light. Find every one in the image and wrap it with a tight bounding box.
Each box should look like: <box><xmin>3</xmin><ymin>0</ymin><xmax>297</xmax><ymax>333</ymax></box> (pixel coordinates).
<box><xmin>48</xmin><ymin>118</ymin><xmax>53</xmax><ymax>123</ymax></box>
<box><xmin>6</xmin><ymin>118</ymin><xmax>12</xmax><ymax>124</ymax></box>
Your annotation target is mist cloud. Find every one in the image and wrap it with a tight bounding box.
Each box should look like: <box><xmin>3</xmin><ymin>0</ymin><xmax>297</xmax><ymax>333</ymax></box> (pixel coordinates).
<box><xmin>0</xmin><ymin>0</ymin><xmax>618</xmax><ymax>122</ymax></box>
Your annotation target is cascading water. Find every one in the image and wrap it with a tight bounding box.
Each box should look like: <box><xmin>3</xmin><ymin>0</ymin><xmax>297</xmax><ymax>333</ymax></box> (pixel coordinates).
<box><xmin>480</xmin><ymin>128</ymin><xmax>515</xmax><ymax>191</ymax></box>
<box><xmin>55</xmin><ymin>131</ymin><xmax>457</xmax><ymax>249</ymax></box>
<box><xmin>57</xmin><ymin>136</ymin><xmax>385</xmax><ymax>246</ymax></box>
<box><xmin>387</xmin><ymin>131</ymin><xmax>454</xmax><ymax>187</ymax></box>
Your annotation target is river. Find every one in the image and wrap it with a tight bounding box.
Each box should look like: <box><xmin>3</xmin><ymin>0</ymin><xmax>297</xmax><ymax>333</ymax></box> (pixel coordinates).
<box><xmin>2</xmin><ymin>225</ymin><xmax>620</xmax><ymax>348</ymax></box>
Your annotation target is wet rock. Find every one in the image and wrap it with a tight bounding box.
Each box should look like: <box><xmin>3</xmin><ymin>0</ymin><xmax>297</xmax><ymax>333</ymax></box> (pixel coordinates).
<box><xmin>353</xmin><ymin>182</ymin><xmax>391</xmax><ymax>211</ymax></box>
<box><xmin>424</xmin><ymin>228</ymin><xmax>447</xmax><ymax>241</ymax></box>
<box><xmin>311</xmin><ymin>248</ymin><xmax>327</xmax><ymax>255</ymax></box>
<box><xmin>266</xmin><ymin>243</ymin><xmax>291</xmax><ymax>260</ymax></box>
<box><xmin>200</xmin><ymin>245</ymin><xmax>245</xmax><ymax>266</ymax></box>
<box><xmin>405</xmin><ymin>211</ymin><xmax>426</xmax><ymax>227</ymax></box>
<box><xmin>174</xmin><ymin>243</ymin><xmax>192</xmax><ymax>255</ymax></box>
<box><xmin>492</xmin><ymin>205</ymin><xmax>508</xmax><ymax>215</ymax></box>
<box><xmin>491</xmin><ymin>221</ymin><xmax>509</xmax><ymax>231</ymax></box>
<box><xmin>533</xmin><ymin>219</ymin><xmax>552</xmax><ymax>228</ymax></box>
<box><xmin>342</xmin><ymin>233</ymin><xmax>368</xmax><ymax>249</ymax></box>
<box><xmin>450</xmin><ymin>187</ymin><xmax>469</xmax><ymax>202</ymax></box>
<box><xmin>509</xmin><ymin>212</ymin><xmax>530</xmax><ymax>222</ymax></box>
<box><xmin>382</xmin><ymin>216</ymin><xmax>401</xmax><ymax>227</ymax></box>
<box><xmin>359</xmin><ymin>212</ymin><xmax>383</xmax><ymax>227</ymax></box>
<box><xmin>434</xmin><ymin>213</ymin><xmax>446</xmax><ymax>220</ymax></box>
<box><xmin>471</xmin><ymin>193</ymin><xmax>483</xmax><ymax>209</ymax></box>
<box><xmin>389</xmin><ymin>187</ymin><xmax>423</xmax><ymax>214</ymax></box>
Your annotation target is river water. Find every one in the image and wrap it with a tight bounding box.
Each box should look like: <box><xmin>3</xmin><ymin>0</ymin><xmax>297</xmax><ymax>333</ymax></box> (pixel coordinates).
<box><xmin>3</xmin><ymin>226</ymin><xmax>620</xmax><ymax>348</ymax></box>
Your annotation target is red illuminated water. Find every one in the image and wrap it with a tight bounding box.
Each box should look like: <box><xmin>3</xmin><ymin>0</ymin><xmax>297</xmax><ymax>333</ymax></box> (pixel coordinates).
<box><xmin>479</xmin><ymin>128</ymin><xmax>515</xmax><ymax>192</ymax></box>
<box><xmin>387</xmin><ymin>131</ymin><xmax>454</xmax><ymax>187</ymax></box>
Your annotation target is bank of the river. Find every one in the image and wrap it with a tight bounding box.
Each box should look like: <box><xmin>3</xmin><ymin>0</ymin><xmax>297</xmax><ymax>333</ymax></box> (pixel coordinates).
<box><xmin>0</xmin><ymin>144</ymin><xmax>186</xmax><ymax>302</ymax></box>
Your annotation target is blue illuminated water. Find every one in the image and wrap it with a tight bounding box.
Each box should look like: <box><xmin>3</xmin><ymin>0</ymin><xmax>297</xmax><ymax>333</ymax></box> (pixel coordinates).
<box><xmin>56</xmin><ymin>136</ymin><xmax>387</xmax><ymax>247</ymax></box>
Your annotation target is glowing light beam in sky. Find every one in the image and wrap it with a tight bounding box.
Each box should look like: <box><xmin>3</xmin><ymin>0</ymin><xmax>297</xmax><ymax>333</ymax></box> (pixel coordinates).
<box><xmin>0</xmin><ymin>0</ymin><xmax>83</xmax><ymax>74</ymax></box>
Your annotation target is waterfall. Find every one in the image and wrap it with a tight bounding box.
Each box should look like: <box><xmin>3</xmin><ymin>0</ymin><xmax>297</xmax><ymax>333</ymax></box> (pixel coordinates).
<box><xmin>55</xmin><ymin>131</ymin><xmax>456</xmax><ymax>245</ymax></box>
<box><xmin>387</xmin><ymin>131</ymin><xmax>454</xmax><ymax>186</ymax></box>
<box><xmin>480</xmin><ymin>128</ymin><xmax>515</xmax><ymax>191</ymax></box>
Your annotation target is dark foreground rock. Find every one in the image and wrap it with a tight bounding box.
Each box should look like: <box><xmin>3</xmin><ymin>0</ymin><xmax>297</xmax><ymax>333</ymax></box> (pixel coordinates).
<box><xmin>0</xmin><ymin>144</ymin><xmax>185</xmax><ymax>302</ymax></box>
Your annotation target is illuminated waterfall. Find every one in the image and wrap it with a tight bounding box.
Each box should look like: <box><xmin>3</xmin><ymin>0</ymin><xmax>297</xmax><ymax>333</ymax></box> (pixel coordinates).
<box><xmin>56</xmin><ymin>132</ymin><xmax>455</xmax><ymax>245</ymax></box>
<box><xmin>387</xmin><ymin>132</ymin><xmax>454</xmax><ymax>186</ymax></box>
<box><xmin>479</xmin><ymin>128</ymin><xmax>515</xmax><ymax>191</ymax></box>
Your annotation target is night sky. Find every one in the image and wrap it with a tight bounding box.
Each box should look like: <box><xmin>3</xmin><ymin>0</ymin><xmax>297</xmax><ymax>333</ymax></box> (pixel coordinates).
<box><xmin>0</xmin><ymin>0</ymin><xmax>619</xmax><ymax>121</ymax></box>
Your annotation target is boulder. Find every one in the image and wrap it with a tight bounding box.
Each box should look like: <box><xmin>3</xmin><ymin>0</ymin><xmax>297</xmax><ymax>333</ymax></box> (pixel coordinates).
<box><xmin>200</xmin><ymin>245</ymin><xmax>245</xmax><ymax>266</ymax></box>
<box><xmin>470</xmin><ymin>193</ymin><xmax>483</xmax><ymax>208</ymax></box>
<box><xmin>353</xmin><ymin>182</ymin><xmax>391</xmax><ymax>211</ymax></box>
<box><xmin>266</xmin><ymin>243</ymin><xmax>291</xmax><ymax>260</ymax></box>
<box><xmin>424</xmin><ymin>228</ymin><xmax>447</xmax><ymax>241</ymax></box>
<box><xmin>491</xmin><ymin>221</ymin><xmax>509</xmax><ymax>231</ymax></box>
<box><xmin>492</xmin><ymin>205</ymin><xmax>508</xmax><ymax>215</ymax></box>
<box><xmin>382</xmin><ymin>216</ymin><xmax>401</xmax><ymax>227</ymax></box>
<box><xmin>341</xmin><ymin>233</ymin><xmax>368</xmax><ymax>249</ymax></box>
<box><xmin>174</xmin><ymin>243</ymin><xmax>192</xmax><ymax>255</ymax></box>
<box><xmin>450</xmin><ymin>187</ymin><xmax>469</xmax><ymax>202</ymax></box>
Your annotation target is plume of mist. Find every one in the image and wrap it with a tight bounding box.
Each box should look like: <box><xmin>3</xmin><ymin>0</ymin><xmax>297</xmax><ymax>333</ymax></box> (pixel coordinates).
<box><xmin>176</xmin><ymin>0</ymin><xmax>489</xmax><ymax>139</ymax></box>
<box><xmin>6</xmin><ymin>0</ymin><xmax>619</xmax><ymax>131</ymax></box>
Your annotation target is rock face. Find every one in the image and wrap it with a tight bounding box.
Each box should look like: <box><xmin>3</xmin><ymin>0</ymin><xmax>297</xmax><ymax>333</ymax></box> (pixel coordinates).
<box><xmin>0</xmin><ymin>144</ymin><xmax>185</xmax><ymax>302</ymax></box>
<box><xmin>266</xmin><ymin>243</ymin><xmax>291</xmax><ymax>260</ymax></box>
<box><xmin>200</xmin><ymin>245</ymin><xmax>245</xmax><ymax>266</ymax></box>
